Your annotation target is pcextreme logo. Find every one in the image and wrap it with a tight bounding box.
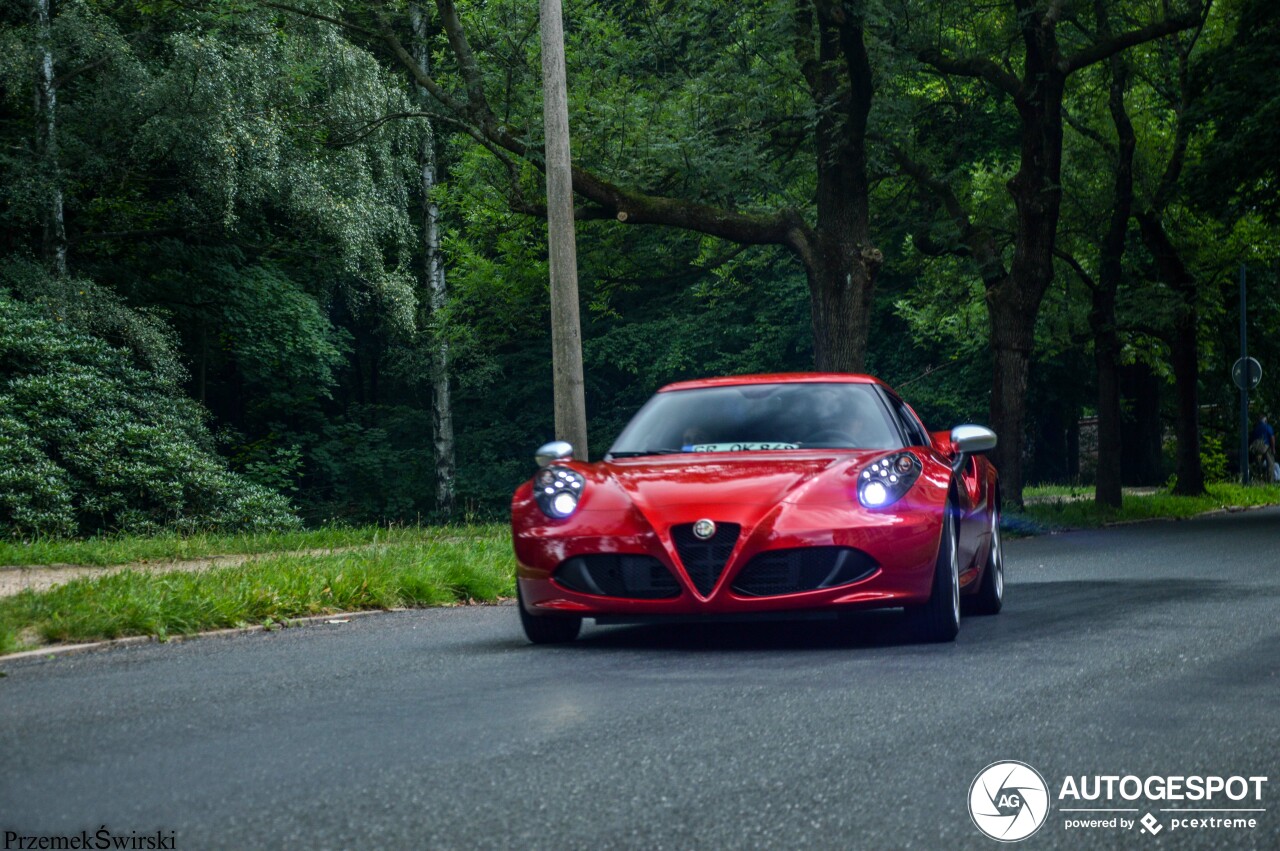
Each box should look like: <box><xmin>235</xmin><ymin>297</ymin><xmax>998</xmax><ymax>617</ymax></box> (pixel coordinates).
<box><xmin>968</xmin><ymin>763</ymin><xmax>1269</xmax><ymax>842</ymax></box>
<box><xmin>969</xmin><ymin>761</ymin><xmax>1051</xmax><ymax>842</ymax></box>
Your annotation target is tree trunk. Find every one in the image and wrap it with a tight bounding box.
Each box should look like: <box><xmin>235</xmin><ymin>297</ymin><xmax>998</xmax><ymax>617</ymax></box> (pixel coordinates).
<box><xmin>412</xmin><ymin>5</ymin><xmax>456</xmax><ymax>516</ymax></box>
<box><xmin>1121</xmin><ymin>363</ymin><xmax>1163</xmax><ymax>485</ymax></box>
<box><xmin>799</xmin><ymin>1</ymin><xmax>880</xmax><ymax>373</ymax></box>
<box><xmin>1092</xmin><ymin>284</ymin><xmax>1123</xmax><ymax>507</ymax></box>
<box><xmin>988</xmin><ymin>297</ymin><xmax>1035</xmax><ymax>508</ymax></box>
<box><xmin>33</xmin><ymin>0</ymin><xmax>67</xmax><ymax>277</ymax></box>
<box><xmin>1092</xmin><ymin>40</ymin><xmax>1136</xmax><ymax>509</ymax></box>
<box><xmin>1137</xmin><ymin>212</ymin><xmax>1204</xmax><ymax>495</ymax></box>
<box><xmin>991</xmin><ymin>25</ymin><xmax>1068</xmax><ymax>508</ymax></box>
<box><xmin>804</xmin><ymin>243</ymin><xmax>876</xmax><ymax>372</ymax></box>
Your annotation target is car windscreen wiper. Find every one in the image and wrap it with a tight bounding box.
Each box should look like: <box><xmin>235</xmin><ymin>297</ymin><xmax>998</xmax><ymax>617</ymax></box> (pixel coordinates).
<box><xmin>606</xmin><ymin>449</ymin><xmax>685</xmax><ymax>458</ymax></box>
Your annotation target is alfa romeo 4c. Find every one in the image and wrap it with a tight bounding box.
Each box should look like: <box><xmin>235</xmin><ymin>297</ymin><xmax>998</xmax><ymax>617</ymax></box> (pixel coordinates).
<box><xmin>511</xmin><ymin>373</ymin><xmax>1003</xmax><ymax>644</ymax></box>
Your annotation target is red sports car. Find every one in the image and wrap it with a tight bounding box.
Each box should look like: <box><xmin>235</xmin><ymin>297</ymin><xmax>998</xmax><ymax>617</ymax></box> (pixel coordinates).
<box><xmin>511</xmin><ymin>373</ymin><xmax>1003</xmax><ymax>644</ymax></box>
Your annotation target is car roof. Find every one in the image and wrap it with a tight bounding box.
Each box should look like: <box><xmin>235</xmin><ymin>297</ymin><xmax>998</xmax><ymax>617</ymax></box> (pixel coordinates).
<box><xmin>659</xmin><ymin>372</ymin><xmax>888</xmax><ymax>393</ymax></box>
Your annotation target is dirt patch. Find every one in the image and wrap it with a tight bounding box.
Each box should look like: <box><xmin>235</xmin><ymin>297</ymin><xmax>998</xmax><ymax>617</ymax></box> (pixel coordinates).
<box><xmin>0</xmin><ymin>548</ymin><xmax>358</xmax><ymax>598</ymax></box>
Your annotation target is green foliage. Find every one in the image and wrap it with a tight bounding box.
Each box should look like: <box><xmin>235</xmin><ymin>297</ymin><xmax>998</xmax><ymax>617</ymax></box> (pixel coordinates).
<box><xmin>2</xmin><ymin>0</ymin><xmax>1280</xmax><ymax>532</ymax></box>
<box><xmin>1198</xmin><ymin>431</ymin><xmax>1230</xmax><ymax>483</ymax></box>
<box><xmin>219</xmin><ymin>264</ymin><xmax>350</xmax><ymax>403</ymax></box>
<box><xmin>0</xmin><ymin>290</ymin><xmax>297</xmax><ymax>538</ymax></box>
<box><xmin>305</xmin><ymin>406</ymin><xmax>437</xmax><ymax>523</ymax></box>
<box><xmin>1191</xmin><ymin>0</ymin><xmax>1280</xmax><ymax>221</ymax></box>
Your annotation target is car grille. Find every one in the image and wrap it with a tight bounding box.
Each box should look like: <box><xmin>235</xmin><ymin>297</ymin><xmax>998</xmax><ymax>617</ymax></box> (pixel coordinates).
<box><xmin>553</xmin><ymin>554</ymin><xmax>681</xmax><ymax>599</ymax></box>
<box><xmin>670</xmin><ymin>522</ymin><xmax>741</xmax><ymax>596</ymax></box>
<box><xmin>731</xmin><ymin>547</ymin><xmax>878</xmax><ymax>597</ymax></box>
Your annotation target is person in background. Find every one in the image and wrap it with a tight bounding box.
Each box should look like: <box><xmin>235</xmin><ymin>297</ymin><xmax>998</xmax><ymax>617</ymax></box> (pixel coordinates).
<box><xmin>1250</xmin><ymin>414</ymin><xmax>1277</xmax><ymax>481</ymax></box>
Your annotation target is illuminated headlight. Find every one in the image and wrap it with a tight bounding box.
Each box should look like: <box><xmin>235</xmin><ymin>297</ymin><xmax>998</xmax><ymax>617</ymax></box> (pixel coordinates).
<box><xmin>857</xmin><ymin>452</ymin><xmax>921</xmax><ymax>509</ymax></box>
<box><xmin>535</xmin><ymin>466</ymin><xmax>584</xmax><ymax>518</ymax></box>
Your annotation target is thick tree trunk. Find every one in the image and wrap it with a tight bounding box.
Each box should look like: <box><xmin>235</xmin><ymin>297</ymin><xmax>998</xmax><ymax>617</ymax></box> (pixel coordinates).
<box><xmin>412</xmin><ymin>5</ymin><xmax>456</xmax><ymax>516</ymax></box>
<box><xmin>988</xmin><ymin>298</ymin><xmax>1035</xmax><ymax>508</ymax></box>
<box><xmin>1121</xmin><ymin>363</ymin><xmax>1163</xmax><ymax>485</ymax></box>
<box><xmin>1092</xmin><ymin>42</ymin><xmax>1136</xmax><ymax>509</ymax></box>
<box><xmin>34</xmin><ymin>0</ymin><xmax>66</xmax><ymax>276</ymax></box>
<box><xmin>800</xmin><ymin>2</ymin><xmax>879</xmax><ymax>373</ymax></box>
<box><xmin>804</xmin><ymin>243</ymin><xmax>876</xmax><ymax>372</ymax></box>
<box><xmin>990</xmin><ymin>24</ymin><xmax>1067</xmax><ymax>508</ymax></box>
<box><xmin>1092</xmin><ymin>285</ymin><xmax>1123</xmax><ymax>507</ymax></box>
<box><xmin>1137</xmin><ymin>212</ymin><xmax>1204</xmax><ymax>495</ymax></box>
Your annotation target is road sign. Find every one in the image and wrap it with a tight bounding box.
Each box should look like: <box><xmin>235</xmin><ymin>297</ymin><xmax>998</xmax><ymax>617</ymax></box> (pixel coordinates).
<box><xmin>1233</xmin><ymin>357</ymin><xmax>1262</xmax><ymax>391</ymax></box>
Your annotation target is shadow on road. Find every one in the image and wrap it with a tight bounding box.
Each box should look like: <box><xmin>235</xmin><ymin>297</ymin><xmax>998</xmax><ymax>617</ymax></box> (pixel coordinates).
<box><xmin>500</xmin><ymin>577</ymin><xmax>1266</xmax><ymax>654</ymax></box>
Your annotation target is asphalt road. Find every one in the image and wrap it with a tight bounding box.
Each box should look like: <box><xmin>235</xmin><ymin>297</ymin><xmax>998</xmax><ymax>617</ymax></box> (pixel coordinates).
<box><xmin>2</xmin><ymin>509</ymin><xmax>1278</xmax><ymax>850</ymax></box>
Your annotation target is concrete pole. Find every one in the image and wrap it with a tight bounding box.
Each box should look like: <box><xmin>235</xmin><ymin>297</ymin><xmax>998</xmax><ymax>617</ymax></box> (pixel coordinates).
<box><xmin>539</xmin><ymin>0</ymin><xmax>589</xmax><ymax>460</ymax></box>
<box><xmin>1240</xmin><ymin>263</ymin><xmax>1249</xmax><ymax>484</ymax></box>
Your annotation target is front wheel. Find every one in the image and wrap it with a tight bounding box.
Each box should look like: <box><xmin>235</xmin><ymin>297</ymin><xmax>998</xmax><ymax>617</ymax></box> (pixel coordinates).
<box><xmin>517</xmin><ymin>582</ymin><xmax>582</xmax><ymax>644</ymax></box>
<box><xmin>903</xmin><ymin>502</ymin><xmax>960</xmax><ymax>643</ymax></box>
<box><xmin>965</xmin><ymin>502</ymin><xmax>1004</xmax><ymax>616</ymax></box>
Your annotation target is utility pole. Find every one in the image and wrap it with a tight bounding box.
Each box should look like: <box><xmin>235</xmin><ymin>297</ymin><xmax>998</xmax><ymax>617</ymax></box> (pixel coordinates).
<box><xmin>539</xmin><ymin>0</ymin><xmax>589</xmax><ymax>459</ymax></box>
<box><xmin>1240</xmin><ymin>263</ymin><xmax>1249</xmax><ymax>484</ymax></box>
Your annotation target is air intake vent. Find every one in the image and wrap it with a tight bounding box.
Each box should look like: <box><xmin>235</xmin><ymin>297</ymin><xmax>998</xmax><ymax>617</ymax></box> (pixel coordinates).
<box><xmin>670</xmin><ymin>522</ymin><xmax>740</xmax><ymax>596</ymax></box>
<box><xmin>553</xmin><ymin>555</ymin><xmax>681</xmax><ymax>599</ymax></box>
<box><xmin>731</xmin><ymin>547</ymin><xmax>878</xmax><ymax>597</ymax></box>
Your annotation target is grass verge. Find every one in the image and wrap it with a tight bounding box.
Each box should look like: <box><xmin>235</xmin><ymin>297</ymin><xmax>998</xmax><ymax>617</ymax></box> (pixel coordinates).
<box><xmin>0</xmin><ymin>526</ymin><xmax>514</xmax><ymax>656</ymax></box>
<box><xmin>0</xmin><ymin>524</ymin><xmax>495</xmax><ymax>567</ymax></box>
<box><xmin>1015</xmin><ymin>482</ymin><xmax>1280</xmax><ymax>530</ymax></box>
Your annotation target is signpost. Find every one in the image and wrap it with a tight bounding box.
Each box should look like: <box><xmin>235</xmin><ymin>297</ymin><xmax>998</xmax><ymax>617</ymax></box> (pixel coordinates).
<box><xmin>1235</xmin><ymin>265</ymin><xmax>1258</xmax><ymax>484</ymax></box>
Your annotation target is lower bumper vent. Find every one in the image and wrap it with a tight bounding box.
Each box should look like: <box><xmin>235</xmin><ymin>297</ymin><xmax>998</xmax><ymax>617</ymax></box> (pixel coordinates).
<box><xmin>731</xmin><ymin>547</ymin><xmax>878</xmax><ymax>597</ymax></box>
<box><xmin>554</xmin><ymin>555</ymin><xmax>681</xmax><ymax>599</ymax></box>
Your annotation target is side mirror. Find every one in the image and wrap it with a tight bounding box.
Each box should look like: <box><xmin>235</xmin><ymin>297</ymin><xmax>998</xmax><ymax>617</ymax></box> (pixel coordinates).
<box><xmin>951</xmin><ymin>424</ymin><xmax>997</xmax><ymax>455</ymax></box>
<box><xmin>534</xmin><ymin>440</ymin><xmax>574</xmax><ymax>467</ymax></box>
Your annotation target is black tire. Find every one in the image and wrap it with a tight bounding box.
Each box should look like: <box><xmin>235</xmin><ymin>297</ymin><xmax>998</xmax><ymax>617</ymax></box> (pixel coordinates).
<box><xmin>904</xmin><ymin>501</ymin><xmax>960</xmax><ymax>643</ymax></box>
<box><xmin>517</xmin><ymin>582</ymin><xmax>582</xmax><ymax>644</ymax></box>
<box><xmin>965</xmin><ymin>501</ymin><xmax>1004</xmax><ymax>616</ymax></box>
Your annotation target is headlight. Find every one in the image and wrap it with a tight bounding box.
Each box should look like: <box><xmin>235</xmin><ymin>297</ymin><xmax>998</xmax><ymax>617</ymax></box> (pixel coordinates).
<box><xmin>857</xmin><ymin>452</ymin><xmax>921</xmax><ymax>509</ymax></box>
<box><xmin>534</xmin><ymin>466</ymin><xmax>584</xmax><ymax>518</ymax></box>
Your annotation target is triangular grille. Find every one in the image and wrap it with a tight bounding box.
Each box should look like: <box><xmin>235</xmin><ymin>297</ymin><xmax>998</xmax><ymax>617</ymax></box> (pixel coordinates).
<box><xmin>670</xmin><ymin>522</ymin><xmax>740</xmax><ymax>596</ymax></box>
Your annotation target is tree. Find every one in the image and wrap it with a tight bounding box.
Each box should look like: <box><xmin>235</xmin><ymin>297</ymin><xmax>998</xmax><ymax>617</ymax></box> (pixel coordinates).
<box><xmin>287</xmin><ymin>0</ymin><xmax>885</xmax><ymax>372</ymax></box>
<box><xmin>411</xmin><ymin>3</ymin><xmax>456</xmax><ymax>513</ymax></box>
<box><xmin>886</xmin><ymin>0</ymin><xmax>1203</xmax><ymax>505</ymax></box>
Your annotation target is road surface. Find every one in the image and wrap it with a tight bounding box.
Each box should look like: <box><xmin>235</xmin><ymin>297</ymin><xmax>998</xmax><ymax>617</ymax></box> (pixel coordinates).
<box><xmin>2</xmin><ymin>509</ymin><xmax>1277</xmax><ymax>849</ymax></box>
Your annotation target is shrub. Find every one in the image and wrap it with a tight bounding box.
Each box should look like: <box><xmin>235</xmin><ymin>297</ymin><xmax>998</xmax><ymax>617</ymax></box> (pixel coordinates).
<box><xmin>0</xmin><ymin>289</ymin><xmax>298</xmax><ymax>537</ymax></box>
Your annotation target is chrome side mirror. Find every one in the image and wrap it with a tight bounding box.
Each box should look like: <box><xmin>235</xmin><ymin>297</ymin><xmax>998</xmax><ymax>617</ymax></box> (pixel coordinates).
<box><xmin>951</xmin><ymin>424</ymin><xmax>997</xmax><ymax>455</ymax></box>
<box><xmin>534</xmin><ymin>440</ymin><xmax>574</xmax><ymax>467</ymax></box>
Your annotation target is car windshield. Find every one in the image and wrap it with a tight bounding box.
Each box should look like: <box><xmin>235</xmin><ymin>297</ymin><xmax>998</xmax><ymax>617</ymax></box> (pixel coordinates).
<box><xmin>607</xmin><ymin>382</ymin><xmax>905</xmax><ymax>456</ymax></box>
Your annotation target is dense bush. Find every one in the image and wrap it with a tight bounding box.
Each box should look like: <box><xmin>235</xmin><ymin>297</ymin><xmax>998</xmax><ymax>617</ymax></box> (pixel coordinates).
<box><xmin>0</xmin><ymin>290</ymin><xmax>298</xmax><ymax>537</ymax></box>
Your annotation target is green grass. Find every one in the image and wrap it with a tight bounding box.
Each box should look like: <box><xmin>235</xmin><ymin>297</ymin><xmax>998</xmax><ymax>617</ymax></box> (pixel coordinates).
<box><xmin>1015</xmin><ymin>482</ymin><xmax>1280</xmax><ymax>530</ymax></box>
<box><xmin>0</xmin><ymin>524</ymin><xmax>500</xmax><ymax>567</ymax></box>
<box><xmin>0</xmin><ymin>525</ymin><xmax>514</xmax><ymax>655</ymax></box>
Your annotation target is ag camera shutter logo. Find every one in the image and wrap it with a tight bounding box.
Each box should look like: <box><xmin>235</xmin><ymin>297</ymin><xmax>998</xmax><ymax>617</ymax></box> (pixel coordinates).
<box><xmin>969</xmin><ymin>761</ymin><xmax>1051</xmax><ymax>842</ymax></box>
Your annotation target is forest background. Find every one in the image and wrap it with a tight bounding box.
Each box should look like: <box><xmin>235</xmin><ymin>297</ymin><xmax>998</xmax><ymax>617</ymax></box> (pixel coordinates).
<box><xmin>2</xmin><ymin>0</ymin><xmax>1278</xmax><ymax>538</ymax></box>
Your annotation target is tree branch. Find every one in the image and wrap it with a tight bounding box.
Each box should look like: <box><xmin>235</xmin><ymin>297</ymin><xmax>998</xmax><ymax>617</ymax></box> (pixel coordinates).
<box><xmin>914</xmin><ymin>48</ymin><xmax>1021</xmax><ymax>98</ymax></box>
<box><xmin>1054</xmin><ymin>247</ymin><xmax>1099</xmax><ymax>292</ymax></box>
<box><xmin>1061</xmin><ymin>105</ymin><xmax>1113</xmax><ymax>153</ymax></box>
<box><xmin>1063</xmin><ymin>12</ymin><xmax>1201</xmax><ymax>75</ymax></box>
<box><xmin>262</xmin><ymin>2</ymin><xmax>377</xmax><ymax>37</ymax></box>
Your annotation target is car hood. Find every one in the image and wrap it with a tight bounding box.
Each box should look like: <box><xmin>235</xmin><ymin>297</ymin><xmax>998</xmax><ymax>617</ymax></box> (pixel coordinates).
<box><xmin>600</xmin><ymin>451</ymin><xmax>884</xmax><ymax>517</ymax></box>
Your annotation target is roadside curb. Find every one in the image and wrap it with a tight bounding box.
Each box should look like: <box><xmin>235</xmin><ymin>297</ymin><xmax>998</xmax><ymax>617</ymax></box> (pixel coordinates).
<box><xmin>1010</xmin><ymin>499</ymin><xmax>1280</xmax><ymax>534</ymax></box>
<box><xmin>0</xmin><ymin>608</ymin><xmax>401</xmax><ymax>664</ymax></box>
<box><xmin>1099</xmin><ymin>501</ymin><xmax>1279</xmax><ymax>528</ymax></box>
